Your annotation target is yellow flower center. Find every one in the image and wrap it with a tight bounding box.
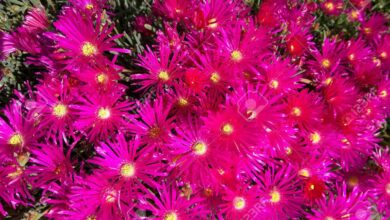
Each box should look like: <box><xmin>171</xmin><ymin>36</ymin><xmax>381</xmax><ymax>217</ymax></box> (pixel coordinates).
<box><xmin>53</xmin><ymin>104</ymin><xmax>67</xmax><ymax>118</ymax></box>
<box><xmin>373</xmin><ymin>57</ymin><xmax>381</xmax><ymax>66</ymax></box>
<box><xmin>231</xmin><ymin>50</ymin><xmax>243</xmax><ymax>62</ymax></box>
<box><xmin>120</xmin><ymin>163</ymin><xmax>135</xmax><ymax>177</ymax></box>
<box><xmin>324</xmin><ymin>77</ymin><xmax>333</xmax><ymax>85</ymax></box>
<box><xmin>81</xmin><ymin>42</ymin><xmax>97</xmax><ymax>56</ymax></box>
<box><xmin>269</xmin><ymin>80</ymin><xmax>279</xmax><ymax>89</ymax></box>
<box><xmin>104</xmin><ymin>189</ymin><xmax>117</xmax><ymax>203</ymax></box>
<box><xmin>158</xmin><ymin>71</ymin><xmax>170</xmax><ymax>81</ymax></box>
<box><xmin>86</xmin><ymin>3</ymin><xmax>94</xmax><ymax>10</ymax></box>
<box><xmin>351</xmin><ymin>10</ymin><xmax>359</xmax><ymax>19</ymax></box>
<box><xmin>221</xmin><ymin>123</ymin><xmax>233</xmax><ymax>135</ymax></box>
<box><xmin>96</xmin><ymin>73</ymin><xmax>108</xmax><ymax>84</ymax></box>
<box><xmin>310</xmin><ymin>132</ymin><xmax>321</xmax><ymax>144</ymax></box>
<box><xmin>233</xmin><ymin>197</ymin><xmax>246</xmax><ymax>210</ymax></box>
<box><xmin>364</xmin><ymin>28</ymin><xmax>371</xmax><ymax>34</ymax></box>
<box><xmin>164</xmin><ymin>212</ymin><xmax>178</xmax><ymax>220</ymax></box>
<box><xmin>270</xmin><ymin>189</ymin><xmax>281</xmax><ymax>203</ymax></box>
<box><xmin>309</xmin><ymin>184</ymin><xmax>315</xmax><ymax>190</ymax></box>
<box><xmin>210</xmin><ymin>72</ymin><xmax>220</xmax><ymax>83</ymax></box>
<box><xmin>291</xmin><ymin>107</ymin><xmax>301</xmax><ymax>117</ymax></box>
<box><xmin>97</xmin><ymin>107</ymin><xmax>111</xmax><ymax>119</ymax></box>
<box><xmin>379</xmin><ymin>90</ymin><xmax>387</xmax><ymax>98</ymax></box>
<box><xmin>207</xmin><ymin>18</ymin><xmax>218</xmax><ymax>29</ymax></box>
<box><xmin>178</xmin><ymin>97</ymin><xmax>188</xmax><ymax>106</ymax></box>
<box><xmin>321</xmin><ymin>59</ymin><xmax>331</xmax><ymax>68</ymax></box>
<box><xmin>192</xmin><ymin>141</ymin><xmax>207</xmax><ymax>155</ymax></box>
<box><xmin>325</xmin><ymin>2</ymin><xmax>334</xmax><ymax>11</ymax></box>
<box><xmin>9</xmin><ymin>133</ymin><xmax>23</xmax><ymax>146</ymax></box>
<box><xmin>298</xmin><ymin>168</ymin><xmax>310</xmax><ymax>177</ymax></box>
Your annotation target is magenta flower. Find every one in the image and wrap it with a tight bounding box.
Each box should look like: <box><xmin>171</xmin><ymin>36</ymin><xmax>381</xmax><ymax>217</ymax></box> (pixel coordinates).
<box><xmin>50</xmin><ymin>8</ymin><xmax>129</xmax><ymax>69</ymax></box>
<box><xmin>138</xmin><ymin>183</ymin><xmax>209</xmax><ymax>219</ymax></box>
<box><xmin>73</xmin><ymin>93</ymin><xmax>133</xmax><ymax>141</ymax></box>
<box><xmin>90</xmin><ymin>133</ymin><xmax>165</xmax><ymax>189</ymax></box>
<box><xmin>307</xmin><ymin>184</ymin><xmax>370</xmax><ymax>220</ymax></box>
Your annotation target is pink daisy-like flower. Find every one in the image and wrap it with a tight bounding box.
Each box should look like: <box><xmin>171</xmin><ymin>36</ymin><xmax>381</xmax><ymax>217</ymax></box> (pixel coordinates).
<box><xmin>321</xmin><ymin>0</ymin><xmax>344</xmax><ymax>16</ymax></box>
<box><xmin>286</xmin><ymin>23</ymin><xmax>314</xmax><ymax>57</ymax></box>
<box><xmin>285</xmin><ymin>89</ymin><xmax>323</xmax><ymax>130</ymax></box>
<box><xmin>260</xmin><ymin>57</ymin><xmax>300</xmax><ymax>94</ymax></box>
<box><xmin>0</xmin><ymin>101</ymin><xmax>35</xmax><ymax>155</ymax></box>
<box><xmin>309</xmin><ymin>38</ymin><xmax>344</xmax><ymax>75</ymax></box>
<box><xmin>215</xmin><ymin>22</ymin><xmax>269</xmax><ymax>73</ymax></box>
<box><xmin>73</xmin><ymin>93</ymin><xmax>133</xmax><ymax>141</ymax></box>
<box><xmin>67</xmin><ymin>174</ymin><xmax>129</xmax><ymax>219</ymax></box>
<box><xmin>27</xmin><ymin>140</ymin><xmax>73</xmax><ymax>188</ymax></box>
<box><xmin>31</xmin><ymin>78</ymin><xmax>76</xmax><ymax>137</ymax></box>
<box><xmin>0</xmin><ymin>157</ymin><xmax>33</xmax><ymax>215</ymax></box>
<box><xmin>138</xmin><ymin>183</ymin><xmax>208</xmax><ymax>219</ymax></box>
<box><xmin>129</xmin><ymin>97</ymin><xmax>174</xmax><ymax>148</ymax></box>
<box><xmin>22</xmin><ymin>7</ymin><xmax>49</xmax><ymax>33</ymax></box>
<box><xmin>50</xmin><ymin>8</ymin><xmax>129</xmax><ymax>69</ymax></box>
<box><xmin>90</xmin><ymin>133</ymin><xmax>165</xmax><ymax>189</ymax></box>
<box><xmin>169</xmin><ymin>119</ymin><xmax>231</xmax><ymax>188</ymax></box>
<box><xmin>74</xmin><ymin>60</ymin><xmax>123</xmax><ymax>94</ymax></box>
<box><xmin>307</xmin><ymin>184</ymin><xmax>370</xmax><ymax>220</ymax></box>
<box><xmin>256</xmin><ymin>165</ymin><xmax>304</xmax><ymax>219</ymax></box>
<box><xmin>218</xmin><ymin>185</ymin><xmax>260</xmax><ymax>219</ymax></box>
<box><xmin>191</xmin><ymin>0</ymin><xmax>236</xmax><ymax>31</ymax></box>
<box><xmin>369</xmin><ymin>170</ymin><xmax>390</xmax><ymax>216</ymax></box>
<box><xmin>321</xmin><ymin>76</ymin><xmax>358</xmax><ymax>116</ymax></box>
<box><xmin>360</xmin><ymin>14</ymin><xmax>387</xmax><ymax>42</ymax></box>
<box><xmin>345</xmin><ymin>37</ymin><xmax>372</xmax><ymax>67</ymax></box>
<box><xmin>134</xmin><ymin>44</ymin><xmax>183</xmax><ymax>92</ymax></box>
<box><xmin>68</xmin><ymin>0</ymin><xmax>108</xmax><ymax>15</ymax></box>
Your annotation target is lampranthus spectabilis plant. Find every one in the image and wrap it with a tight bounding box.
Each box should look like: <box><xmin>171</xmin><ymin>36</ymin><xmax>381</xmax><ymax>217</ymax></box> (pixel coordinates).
<box><xmin>0</xmin><ymin>0</ymin><xmax>389</xmax><ymax>219</ymax></box>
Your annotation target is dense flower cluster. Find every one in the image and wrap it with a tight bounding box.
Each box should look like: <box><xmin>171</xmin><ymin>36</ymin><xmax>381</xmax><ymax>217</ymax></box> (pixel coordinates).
<box><xmin>0</xmin><ymin>0</ymin><xmax>389</xmax><ymax>219</ymax></box>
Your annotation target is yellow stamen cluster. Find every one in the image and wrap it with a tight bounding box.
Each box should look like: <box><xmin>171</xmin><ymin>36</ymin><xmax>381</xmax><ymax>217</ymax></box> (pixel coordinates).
<box><xmin>53</xmin><ymin>104</ymin><xmax>67</xmax><ymax>118</ymax></box>
<box><xmin>96</xmin><ymin>73</ymin><xmax>108</xmax><ymax>84</ymax></box>
<box><xmin>298</xmin><ymin>168</ymin><xmax>310</xmax><ymax>178</ymax></box>
<box><xmin>364</xmin><ymin>28</ymin><xmax>371</xmax><ymax>34</ymax></box>
<box><xmin>86</xmin><ymin>3</ymin><xmax>94</xmax><ymax>10</ymax></box>
<box><xmin>97</xmin><ymin>107</ymin><xmax>111</xmax><ymax>120</ymax></box>
<box><xmin>81</xmin><ymin>42</ymin><xmax>97</xmax><ymax>57</ymax></box>
<box><xmin>270</xmin><ymin>189</ymin><xmax>281</xmax><ymax>203</ymax></box>
<box><xmin>324</xmin><ymin>77</ymin><xmax>333</xmax><ymax>86</ymax></box>
<box><xmin>233</xmin><ymin>197</ymin><xmax>246</xmax><ymax>210</ymax></box>
<box><xmin>221</xmin><ymin>123</ymin><xmax>234</xmax><ymax>135</ymax></box>
<box><xmin>210</xmin><ymin>72</ymin><xmax>220</xmax><ymax>83</ymax></box>
<box><xmin>310</xmin><ymin>132</ymin><xmax>321</xmax><ymax>144</ymax></box>
<box><xmin>9</xmin><ymin>133</ymin><xmax>23</xmax><ymax>146</ymax></box>
<box><xmin>269</xmin><ymin>80</ymin><xmax>279</xmax><ymax>89</ymax></box>
<box><xmin>178</xmin><ymin>97</ymin><xmax>188</xmax><ymax>106</ymax></box>
<box><xmin>164</xmin><ymin>212</ymin><xmax>178</xmax><ymax>220</ymax></box>
<box><xmin>120</xmin><ymin>163</ymin><xmax>135</xmax><ymax>177</ymax></box>
<box><xmin>192</xmin><ymin>141</ymin><xmax>207</xmax><ymax>155</ymax></box>
<box><xmin>321</xmin><ymin>59</ymin><xmax>331</xmax><ymax>68</ymax></box>
<box><xmin>231</xmin><ymin>50</ymin><xmax>243</xmax><ymax>62</ymax></box>
<box><xmin>325</xmin><ymin>2</ymin><xmax>334</xmax><ymax>11</ymax></box>
<box><xmin>380</xmin><ymin>51</ymin><xmax>387</xmax><ymax>59</ymax></box>
<box><xmin>291</xmin><ymin>107</ymin><xmax>302</xmax><ymax>117</ymax></box>
<box><xmin>158</xmin><ymin>71</ymin><xmax>170</xmax><ymax>81</ymax></box>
